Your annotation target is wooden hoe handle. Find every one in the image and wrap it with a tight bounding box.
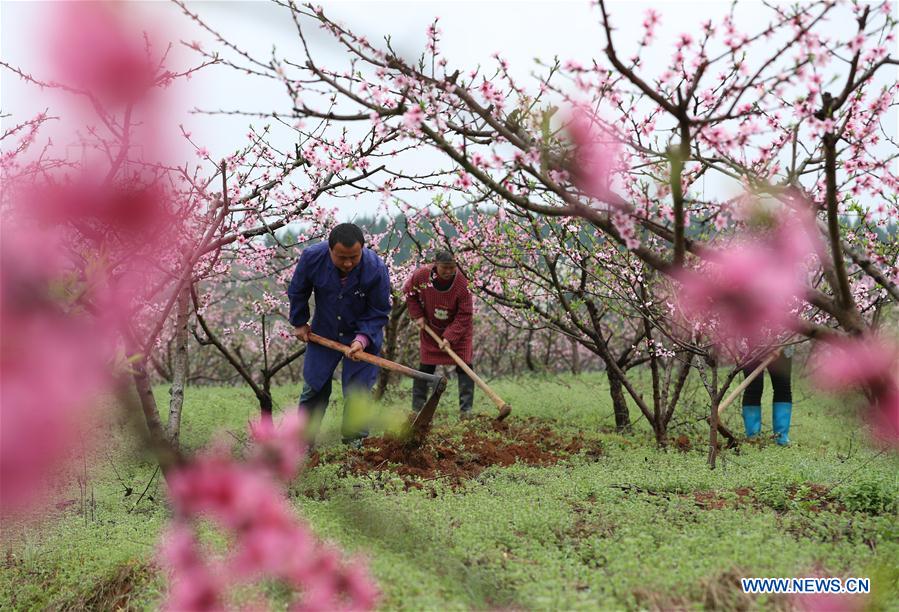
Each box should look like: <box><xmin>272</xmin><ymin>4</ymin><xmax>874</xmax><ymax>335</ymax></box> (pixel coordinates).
<box><xmin>716</xmin><ymin>350</ymin><xmax>782</xmax><ymax>416</ymax></box>
<box><xmin>422</xmin><ymin>324</ymin><xmax>512</xmax><ymax>420</ymax></box>
<box><xmin>308</xmin><ymin>333</ymin><xmax>443</xmax><ymax>384</ymax></box>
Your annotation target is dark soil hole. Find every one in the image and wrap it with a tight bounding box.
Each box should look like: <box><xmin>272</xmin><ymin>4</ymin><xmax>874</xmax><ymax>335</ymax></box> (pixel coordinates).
<box><xmin>344</xmin><ymin>416</ymin><xmax>603</xmax><ymax>486</ymax></box>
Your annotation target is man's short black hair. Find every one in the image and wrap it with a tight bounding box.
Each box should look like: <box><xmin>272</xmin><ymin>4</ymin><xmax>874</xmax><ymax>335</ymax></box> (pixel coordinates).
<box><xmin>328</xmin><ymin>223</ymin><xmax>365</xmax><ymax>249</ymax></box>
<box><xmin>434</xmin><ymin>249</ymin><xmax>455</xmax><ymax>264</ymax></box>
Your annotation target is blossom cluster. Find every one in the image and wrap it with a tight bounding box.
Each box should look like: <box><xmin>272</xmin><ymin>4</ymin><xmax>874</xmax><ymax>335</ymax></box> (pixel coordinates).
<box><xmin>161</xmin><ymin>413</ymin><xmax>379</xmax><ymax>611</ymax></box>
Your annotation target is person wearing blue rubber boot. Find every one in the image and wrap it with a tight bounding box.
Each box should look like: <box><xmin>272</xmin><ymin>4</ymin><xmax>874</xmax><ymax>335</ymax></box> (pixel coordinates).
<box><xmin>741</xmin><ymin>352</ymin><xmax>793</xmax><ymax>445</ymax></box>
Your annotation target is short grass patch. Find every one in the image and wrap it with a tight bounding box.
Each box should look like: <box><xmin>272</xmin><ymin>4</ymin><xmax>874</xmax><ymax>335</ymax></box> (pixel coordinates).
<box><xmin>2</xmin><ymin>372</ymin><xmax>897</xmax><ymax>610</ymax></box>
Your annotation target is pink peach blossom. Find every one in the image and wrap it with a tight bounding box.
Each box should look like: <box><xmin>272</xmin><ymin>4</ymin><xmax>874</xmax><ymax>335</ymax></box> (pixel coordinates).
<box><xmin>249</xmin><ymin>411</ymin><xmax>307</xmax><ymax>481</ymax></box>
<box><xmin>159</xmin><ymin>526</ymin><xmax>226</xmax><ymax>612</ymax></box>
<box><xmin>0</xmin><ymin>228</ymin><xmax>113</xmax><ymax>516</ymax></box>
<box><xmin>675</xmin><ymin>241</ymin><xmax>805</xmax><ymax>353</ymax></box>
<box><xmin>793</xmin><ymin>590</ymin><xmax>866</xmax><ymax>612</ymax></box>
<box><xmin>810</xmin><ymin>334</ymin><xmax>898</xmax><ymax>392</ymax></box>
<box><xmin>48</xmin><ymin>3</ymin><xmax>159</xmax><ymax>105</ymax></box>
<box><xmin>162</xmin><ymin>418</ymin><xmax>379</xmax><ymax>611</ymax></box>
<box><xmin>402</xmin><ymin>105</ymin><xmax>424</xmax><ymax>133</ymax></box>
<box><xmin>811</xmin><ymin>334</ymin><xmax>899</xmax><ymax>447</ymax></box>
<box><xmin>567</xmin><ymin>107</ymin><xmax>622</xmax><ymax>205</ymax></box>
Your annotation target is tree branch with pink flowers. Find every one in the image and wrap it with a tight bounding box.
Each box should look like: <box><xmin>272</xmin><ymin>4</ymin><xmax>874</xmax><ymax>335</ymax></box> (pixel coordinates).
<box><xmin>229</xmin><ymin>0</ymin><xmax>898</xmax><ymax>447</ymax></box>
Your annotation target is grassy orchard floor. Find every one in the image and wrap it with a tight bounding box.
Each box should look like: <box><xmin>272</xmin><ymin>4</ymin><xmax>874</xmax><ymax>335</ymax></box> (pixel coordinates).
<box><xmin>1</xmin><ymin>373</ymin><xmax>898</xmax><ymax>610</ymax></box>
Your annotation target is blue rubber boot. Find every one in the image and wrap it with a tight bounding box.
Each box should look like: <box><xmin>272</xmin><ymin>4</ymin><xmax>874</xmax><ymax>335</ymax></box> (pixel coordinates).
<box><xmin>742</xmin><ymin>405</ymin><xmax>762</xmax><ymax>438</ymax></box>
<box><xmin>772</xmin><ymin>402</ymin><xmax>792</xmax><ymax>446</ymax></box>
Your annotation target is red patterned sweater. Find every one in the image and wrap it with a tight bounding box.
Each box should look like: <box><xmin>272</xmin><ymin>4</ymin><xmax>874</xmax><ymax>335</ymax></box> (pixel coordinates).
<box><xmin>403</xmin><ymin>265</ymin><xmax>473</xmax><ymax>365</ymax></box>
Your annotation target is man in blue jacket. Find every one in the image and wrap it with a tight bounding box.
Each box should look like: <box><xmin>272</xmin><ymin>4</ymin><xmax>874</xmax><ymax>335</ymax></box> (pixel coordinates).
<box><xmin>288</xmin><ymin>223</ymin><xmax>392</xmax><ymax>446</ymax></box>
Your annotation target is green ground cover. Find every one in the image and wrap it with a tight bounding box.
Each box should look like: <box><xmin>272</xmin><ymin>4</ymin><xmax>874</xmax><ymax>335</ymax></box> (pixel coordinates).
<box><xmin>2</xmin><ymin>373</ymin><xmax>897</xmax><ymax>610</ymax></box>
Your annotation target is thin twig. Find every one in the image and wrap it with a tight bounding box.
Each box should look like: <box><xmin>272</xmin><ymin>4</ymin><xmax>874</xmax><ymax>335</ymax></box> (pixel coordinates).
<box><xmin>129</xmin><ymin>465</ymin><xmax>160</xmax><ymax>513</ymax></box>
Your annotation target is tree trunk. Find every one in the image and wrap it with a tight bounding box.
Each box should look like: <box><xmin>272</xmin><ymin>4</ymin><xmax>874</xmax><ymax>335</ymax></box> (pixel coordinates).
<box><xmin>654</xmin><ymin>421</ymin><xmax>668</xmax><ymax>447</ymax></box>
<box><xmin>695</xmin><ymin>355</ymin><xmax>721</xmax><ymax>468</ymax></box>
<box><xmin>708</xmin><ymin>361</ymin><xmax>719</xmax><ymax>469</ymax></box>
<box><xmin>607</xmin><ymin>368</ymin><xmax>632</xmax><ymax>433</ymax></box>
<box><xmin>525</xmin><ymin>329</ymin><xmax>536</xmax><ymax>371</ymax></box>
<box><xmin>258</xmin><ymin>380</ymin><xmax>274</xmax><ymax>419</ymax></box>
<box><xmin>259</xmin><ymin>393</ymin><xmax>273</xmax><ymax>413</ymax></box>
<box><xmin>166</xmin><ymin>287</ymin><xmax>190</xmax><ymax>446</ymax></box>
<box><xmin>542</xmin><ymin>329</ymin><xmax>555</xmax><ymax>367</ymax></box>
<box><xmin>131</xmin><ymin>360</ymin><xmax>179</xmax><ymax>479</ymax></box>
<box><xmin>570</xmin><ymin>336</ymin><xmax>580</xmax><ymax>375</ymax></box>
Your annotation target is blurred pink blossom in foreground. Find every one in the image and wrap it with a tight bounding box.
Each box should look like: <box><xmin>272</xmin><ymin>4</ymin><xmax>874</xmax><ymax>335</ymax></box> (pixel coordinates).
<box><xmin>249</xmin><ymin>410</ymin><xmax>307</xmax><ymax>481</ymax></box>
<box><xmin>675</xmin><ymin>242</ymin><xmax>804</xmax><ymax>353</ymax></box>
<box><xmin>3</xmin><ymin>5</ymin><xmax>376</xmax><ymax>608</ymax></box>
<box><xmin>1</xmin><ymin>147</ymin><xmax>184</xmax><ymax>520</ymax></box>
<box><xmin>792</xmin><ymin>588</ymin><xmax>866</xmax><ymax>611</ymax></box>
<box><xmin>811</xmin><ymin>334</ymin><xmax>898</xmax><ymax>391</ymax></box>
<box><xmin>160</xmin><ymin>525</ymin><xmax>226</xmax><ymax>611</ymax></box>
<box><xmin>0</xmin><ymin>0</ymin><xmax>196</xmax><ymax>520</ymax></box>
<box><xmin>162</xmin><ymin>413</ymin><xmax>379</xmax><ymax>611</ymax></box>
<box><xmin>675</xmin><ymin>200</ymin><xmax>820</xmax><ymax>355</ymax></box>
<box><xmin>48</xmin><ymin>3</ymin><xmax>161</xmax><ymax>105</ymax></box>
<box><xmin>567</xmin><ymin>107</ymin><xmax>622</xmax><ymax>205</ymax></box>
<box><xmin>811</xmin><ymin>334</ymin><xmax>899</xmax><ymax>447</ymax></box>
<box><xmin>0</xmin><ymin>229</ymin><xmax>113</xmax><ymax>516</ymax></box>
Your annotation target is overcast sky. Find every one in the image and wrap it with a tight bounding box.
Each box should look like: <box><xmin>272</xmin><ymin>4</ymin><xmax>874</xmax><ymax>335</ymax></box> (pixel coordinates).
<box><xmin>2</xmin><ymin>1</ymin><xmax>897</xmax><ymax>220</ymax></box>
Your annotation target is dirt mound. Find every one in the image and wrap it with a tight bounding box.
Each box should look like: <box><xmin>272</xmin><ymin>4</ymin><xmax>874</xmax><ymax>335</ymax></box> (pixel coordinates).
<box><xmin>688</xmin><ymin>483</ymin><xmax>846</xmax><ymax>513</ymax></box>
<box><xmin>691</xmin><ymin>487</ymin><xmax>754</xmax><ymax>510</ymax></box>
<box><xmin>784</xmin><ymin>483</ymin><xmax>847</xmax><ymax>513</ymax></box>
<box><xmin>344</xmin><ymin>416</ymin><xmax>602</xmax><ymax>486</ymax></box>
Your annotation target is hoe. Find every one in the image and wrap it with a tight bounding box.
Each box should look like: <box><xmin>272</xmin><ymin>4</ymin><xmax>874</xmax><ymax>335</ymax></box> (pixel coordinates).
<box><xmin>308</xmin><ymin>333</ymin><xmax>447</xmax><ymax>445</ymax></box>
<box><xmin>422</xmin><ymin>324</ymin><xmax>512</xmax><ymax>421</ymax></box>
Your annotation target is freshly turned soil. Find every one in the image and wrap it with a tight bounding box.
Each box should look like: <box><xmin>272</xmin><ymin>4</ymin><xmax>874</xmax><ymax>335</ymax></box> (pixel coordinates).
<box><xmin>342</xmin><ymin>416</ymin><xmax>603</xmax><ymax>486</ymax></box>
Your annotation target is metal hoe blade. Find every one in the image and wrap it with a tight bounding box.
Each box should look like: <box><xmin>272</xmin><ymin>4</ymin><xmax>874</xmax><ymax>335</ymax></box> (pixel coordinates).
<box><xmin>405</xmin><ymin>375</ymin><xmax>448</xmax><ymax>447</ymax></box>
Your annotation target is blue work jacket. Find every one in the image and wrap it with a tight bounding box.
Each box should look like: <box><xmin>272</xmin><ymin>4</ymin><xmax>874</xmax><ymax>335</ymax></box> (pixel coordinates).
<box><xmin>287</xmin><ymin>241</ymin><xmax>392</xmax><ymax>353</ymax></box>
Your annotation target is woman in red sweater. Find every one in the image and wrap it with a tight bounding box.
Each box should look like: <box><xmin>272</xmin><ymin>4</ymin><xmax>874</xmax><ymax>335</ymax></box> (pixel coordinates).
<box><xmin>403</xmin><ymin>250</ymin><xmax>475</xmax><ymax>419</ymax></box>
